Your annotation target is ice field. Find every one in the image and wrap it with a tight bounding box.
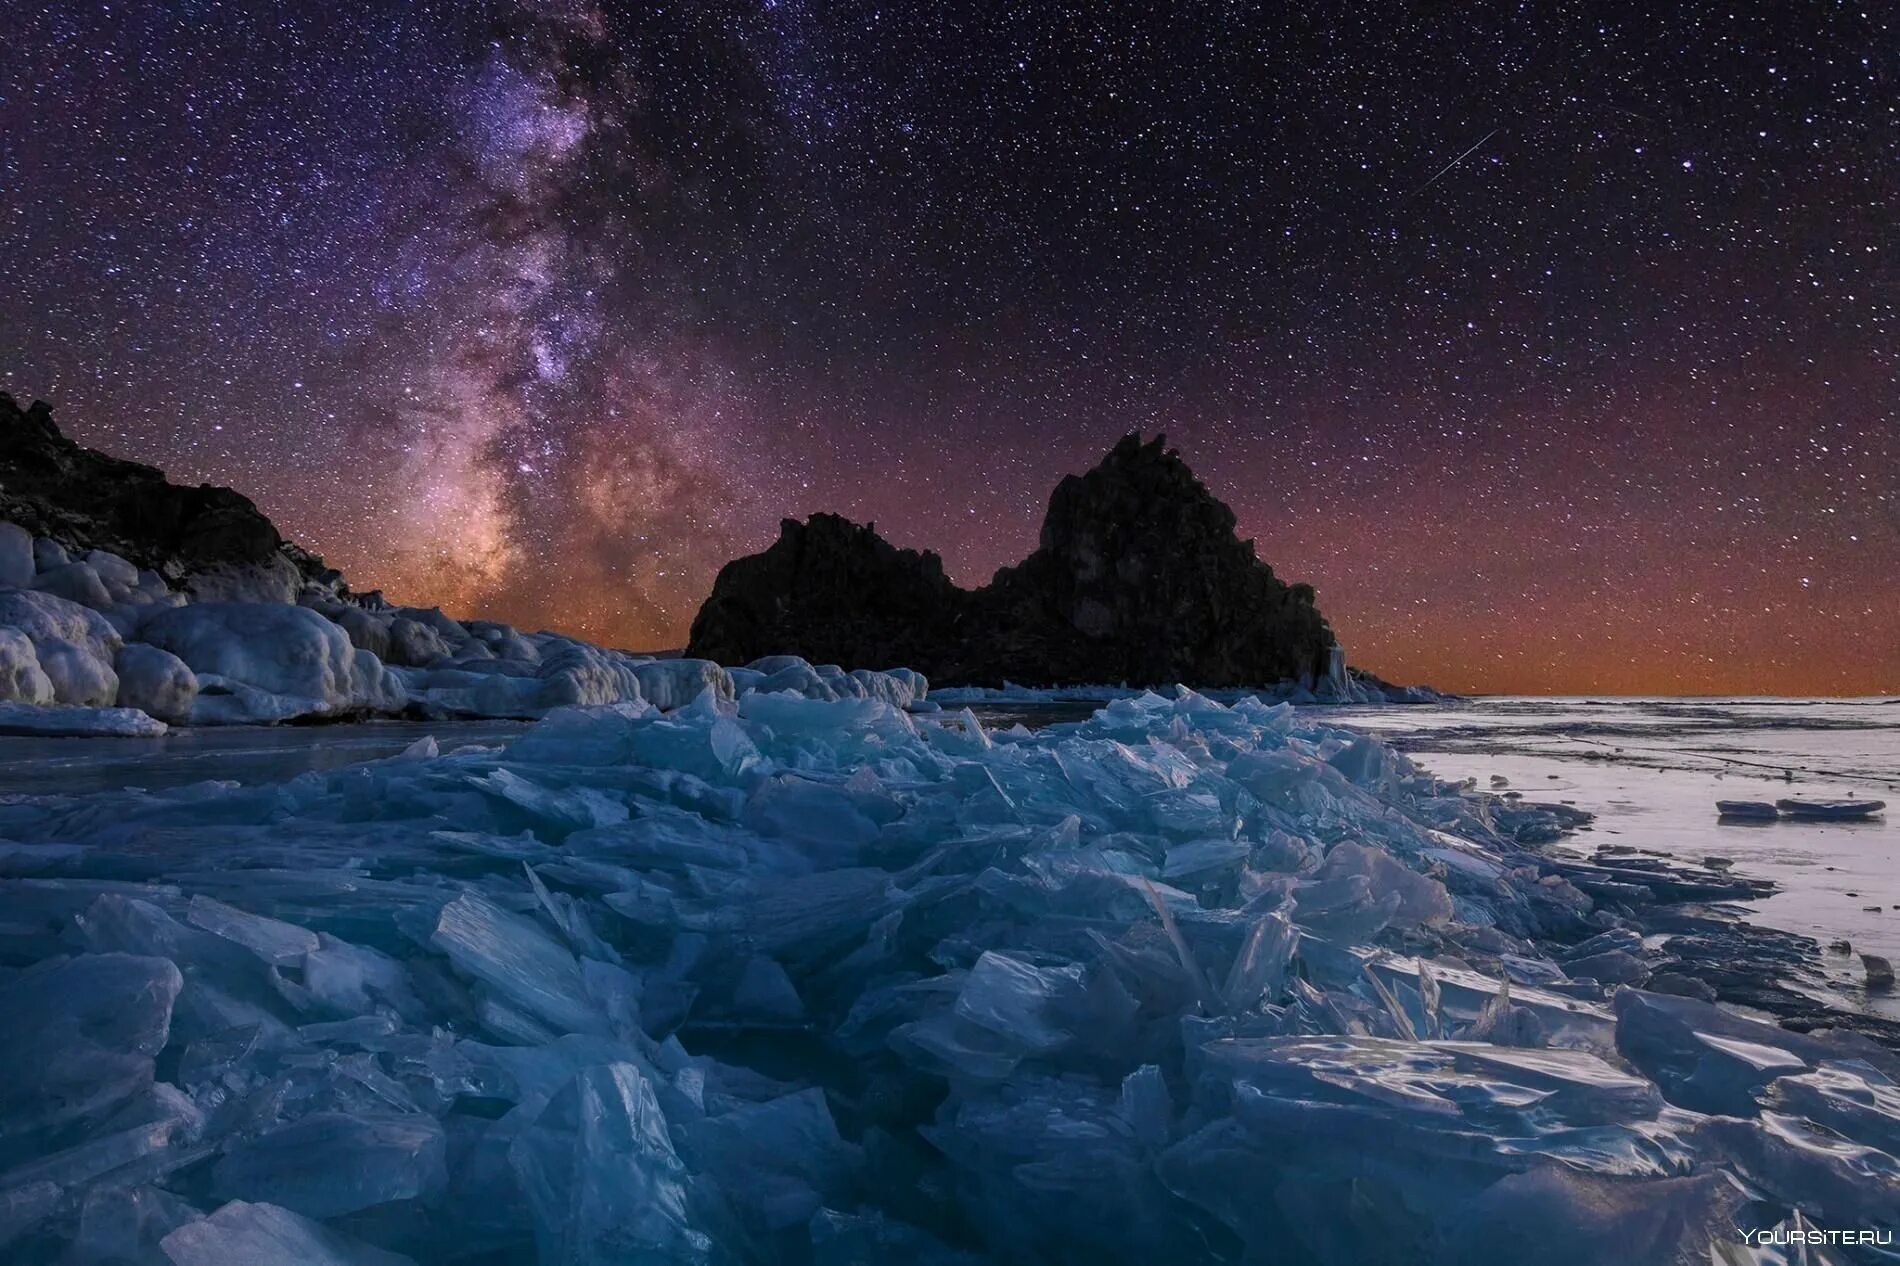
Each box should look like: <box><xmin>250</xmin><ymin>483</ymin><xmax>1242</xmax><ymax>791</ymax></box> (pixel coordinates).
<box><xmin>1</xmin><ymin>683</ymin><xmax>1897</xmax><ymax>1263</ymax></box>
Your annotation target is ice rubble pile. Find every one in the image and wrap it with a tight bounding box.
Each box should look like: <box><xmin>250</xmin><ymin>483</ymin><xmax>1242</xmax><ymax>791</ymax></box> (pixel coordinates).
<box><xmin>0</xmin><ymin>520</ymin><xmax>926</xmax><ymax>733</ymax></box>
<box><xmin>1</xmin><ymin>691</ymin><xmax>1898</xmax><ymax>1264</ymax></box>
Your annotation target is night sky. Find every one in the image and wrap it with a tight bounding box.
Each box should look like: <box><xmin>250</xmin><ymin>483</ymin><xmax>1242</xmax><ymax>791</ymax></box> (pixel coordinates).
<box><xmin>2</xmin><ymin>2</ymin><xmax>1894</xmax><ymax>695</ymax></box>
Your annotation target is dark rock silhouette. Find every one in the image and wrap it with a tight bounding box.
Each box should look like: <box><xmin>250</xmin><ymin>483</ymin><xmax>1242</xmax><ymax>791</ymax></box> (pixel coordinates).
<box><xmin>684</xmin><ymin>512</ymin><xmax>970</xmax><ymax>674</ymax></box>
<box><xmin>0</xmin><ymin>393</ymin><xmax>339</xmax><ymax>590</ymax></box>
<box><xmin>688</xmin><ymin>433</ymin><xmax>1339</xmax><ymax>687</ymax></box>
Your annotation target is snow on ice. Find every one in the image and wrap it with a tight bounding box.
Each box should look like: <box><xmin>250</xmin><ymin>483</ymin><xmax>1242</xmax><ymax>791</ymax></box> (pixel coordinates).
<box><xmin>0</xmin><ymin>684</ymin><xmax>1897</xmax><ymax>1263</ymax></box>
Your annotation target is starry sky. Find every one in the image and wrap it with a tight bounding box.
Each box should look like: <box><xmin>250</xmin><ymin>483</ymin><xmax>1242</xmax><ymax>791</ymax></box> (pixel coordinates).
<box><xmin>2</xmin><ymin>1</ymin><xmax>1894</xmax><ymax>695</ymax></box>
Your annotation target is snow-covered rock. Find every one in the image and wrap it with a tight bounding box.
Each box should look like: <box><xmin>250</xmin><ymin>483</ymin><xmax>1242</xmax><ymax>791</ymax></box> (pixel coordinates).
<box><xmin>113</xmin><ymin>641</ymin><xmax>199</xmax><ymax>724</ymax></box>
<box><xmin>0</xmin><ymin>521</ymin><xmax>33</xmax><ymax>588</ymax></box>
<box><xmin>349</xmin><ymin>647</ymin><xmax>405</xmax><ymax>714</ymax></box>
<box><xmin>131</xmin><ymin>567</ymin><xmax>175</xmax><ymax>603</ymax></box>
<box><xmin>97</xmin><ymin>587</ymin><xmax>189</xmax><ymax>641</ymax></box>
<box><xmin>744</xmin><ymin>654</ymin><xmax>814</xmax><ymax>676</ymax></box>
<box><xmin>31</xmin><ymin>536</ymin><xmax>69</xmax><ymax>571</ymax></box>
<box><xmin>465</xmin><ymin>619</ymin><xmax>538</xmax><ymax>662</ymax></box>
<box><xmin>448</xmin><ymin>637</ymin><xmax>495</xmax><ymax>662</ymax></box>
<box><xmin>35</xmin><ymin>636</ymin><xmax>120</xmax><ymax>706</ymax></box>
<box><xmin>32</xmin><ymin>559</ymin><xmax>115</xmax><ymax>610</ymax></box>
<box><xmin>0</xmin><ymin>626</ymin><xmax>54</xmax><ymax>705</ymax></box>
<box><xmin>534</xmin><ymin>641</ymin><xmax>644</xmax><ymax>710</ymax></box>
<box><xmin>853</xmin><ymin>665</ymin><xmax>926</xmax><ymax>707</ymax></box>
<box><xmin>83</xmin><ymin>547</ymin><xmax>140</xmax><ymax>593</ymax></box>
<box><xmin>385</xmin><ymin>616</ymin><xmax>451</xmax><ymax>667</ymax></box>
<box><xmin>0</xmin><ymin>588</ymin><xmax>123</xmax><ymax>705</ymax></box>
<box><xmin>394</xmin><ymin>605</ymin><xmax>468</xmax><ymax>646</ymax></box>
<box><xmin>1</xmin><ymin>577</ymin><xmax>934</xmax><ymax>727</ymax></box>
<box><xmin>139</xmin><ymin>602</ymin><xmax>400</xmax><ymax>724</ymax></box>
<box><xmin>754</xmin><ymin>658</ymin><xmax>832</xmax><ymax>699</ymax></box>
<box><xmin>325</xmin><ymin>605</ymin><xmax>392</xmax><ymax>659</ymax></box>
<box><xmin>631</xmin><ymin>657</ymin><xmax>734</xmax><ymax>711</ymax></box>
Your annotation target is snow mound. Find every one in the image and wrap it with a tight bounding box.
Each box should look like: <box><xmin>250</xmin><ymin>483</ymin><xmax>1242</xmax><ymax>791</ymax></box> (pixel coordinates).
<box><xmin>0</xmin><ymin>627</ymin><xmax>54</xmax><ymax>705</ymax></box>
<box><xmin>0</xmin><ymin>689</ymin><xmax>1894</xmax><ymax>1261</ymax></box>
<box><xmin>31</xmin><ymin>559</ymin><xmax>116</xmax><ymax>610</ymax></box>
<box><xmin>0</xmin><ymin>587</ymin><xmax>122</xmax><ymax>705</ymax></box>
<box><xmin>113</xmin><ymin>642</ymin><xmax>198</xmax><ymax>725</ymax></box>
<box><xmin>140</xmin><ymin>602</ymin><xmax>406</xmax><ymax>724</ymax></box>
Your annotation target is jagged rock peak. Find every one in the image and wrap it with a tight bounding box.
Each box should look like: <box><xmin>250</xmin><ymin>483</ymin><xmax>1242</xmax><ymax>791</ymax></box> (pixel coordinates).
<box><xmin>685</xmin><ymin>511</ymin><xmax>964</xmax><ymax>672</ymax></box>
<box><xmin>688</xmin><ymin>432</ymin><xmax>1337</xmax><ymax>688</ymax></box>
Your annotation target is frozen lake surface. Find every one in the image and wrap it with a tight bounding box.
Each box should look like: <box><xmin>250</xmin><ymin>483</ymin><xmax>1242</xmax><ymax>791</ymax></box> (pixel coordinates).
<box><xmin>1325</xmin><ymin>697</ymin><xmax>1900</xmax><ymax>1013</ymax></box>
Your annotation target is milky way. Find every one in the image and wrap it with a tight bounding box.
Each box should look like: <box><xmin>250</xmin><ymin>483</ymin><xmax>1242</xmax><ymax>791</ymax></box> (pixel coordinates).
<box><xmin>1</xmin><ymin>2</ymin><xmax>1894</xmax><ymax>692</ymax></box>
<box><xmin>359</xmin><ymin>4</ymin><xmax>788</xmax><ymax>641</ymax></box>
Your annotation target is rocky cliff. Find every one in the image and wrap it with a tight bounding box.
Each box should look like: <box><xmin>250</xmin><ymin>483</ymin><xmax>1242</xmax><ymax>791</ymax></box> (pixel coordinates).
<box><xmin>687</xmin><ymin>433</ymin><xmax>1340</xmax><ymax>688</ymax></box>
<box><xmin>684</xmin><ymin>512</ymin><xmax>971</xmax><ymax>672</ymax></box>
<box><xmin>0</xmin><ymin>393</ymin><xmax>339</xmax><ymax>601</ymax></box>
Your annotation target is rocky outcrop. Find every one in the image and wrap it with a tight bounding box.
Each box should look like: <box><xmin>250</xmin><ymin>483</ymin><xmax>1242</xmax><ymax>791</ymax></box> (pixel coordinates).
<box><xmin>687</xmin><ymin>433</ymin><xmax>1340</xmax><ymax>688</ymax></box>
<box><xmin>978</xmin><ymin>433</ymin><xmax>1334</xmax><ymax>686</ymax></box>
<box><xmin>685</xmin><ymin>513</ymin><xmax>972</xmax><ymax>674</ymax></box>
<box><xmin>0</xmin><ymin>393</ymin><xmax>339</xmax><ymax>600</ymax></box>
